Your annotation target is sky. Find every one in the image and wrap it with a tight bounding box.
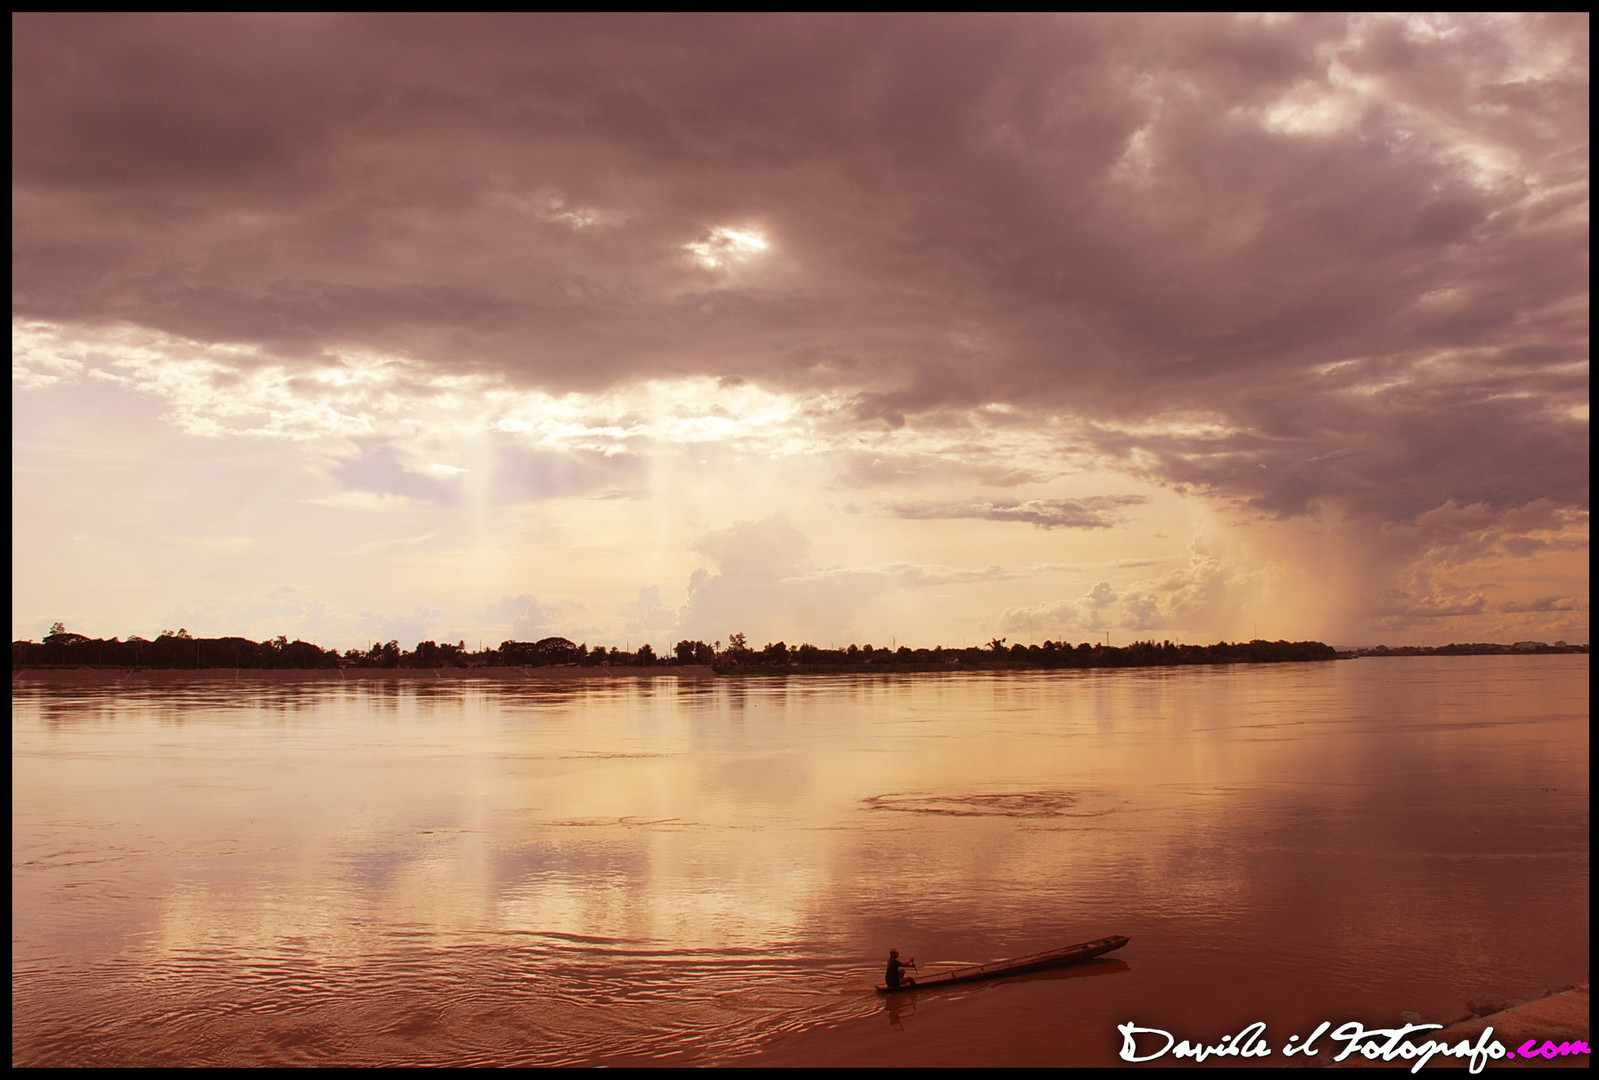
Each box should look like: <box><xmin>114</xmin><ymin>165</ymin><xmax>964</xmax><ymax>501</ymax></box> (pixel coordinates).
<box><xmin>12</xmin><ymin>13</ymin><xmax>1590</xmax><ymax>652</ymax></box>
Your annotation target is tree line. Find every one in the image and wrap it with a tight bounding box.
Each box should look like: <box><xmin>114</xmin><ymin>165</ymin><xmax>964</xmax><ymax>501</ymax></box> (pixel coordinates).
<box><xmin>14</xmin><ymin>624</ymin><xmax>1339</xmax><ymax>671</ymax></box>
<box><xmin>705</xmin><ymin>636</ymin><xmax>1340</xmax><ymax>670</ymax></box>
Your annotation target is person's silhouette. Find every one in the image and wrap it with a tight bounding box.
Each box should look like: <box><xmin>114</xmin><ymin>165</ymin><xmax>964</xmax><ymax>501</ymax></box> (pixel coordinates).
<box><xmin>885</xmin><ymin>948</ymin><xmax>916</xmax><ymax>988</ymax></box>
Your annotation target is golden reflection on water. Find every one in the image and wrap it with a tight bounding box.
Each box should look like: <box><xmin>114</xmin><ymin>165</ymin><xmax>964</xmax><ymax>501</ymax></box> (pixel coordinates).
<box><xmin>11</xmin><ymin>658</ymin><xmax>1589</xmax><ymax>1066</ymax></box>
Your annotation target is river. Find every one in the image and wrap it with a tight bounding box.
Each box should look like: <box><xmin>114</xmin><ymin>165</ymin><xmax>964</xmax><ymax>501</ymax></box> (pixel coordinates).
<box><xmin>11</xmin><ymin>655</ymin><xmax>1589</xmax><ymax>1066</ymax></box>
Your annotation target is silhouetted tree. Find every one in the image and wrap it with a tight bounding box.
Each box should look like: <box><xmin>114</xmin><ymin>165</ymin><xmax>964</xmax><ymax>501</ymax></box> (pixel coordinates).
<box><xmin>535</xmin><ymin>637</ymin><xmax>580</xmax><ymax>665</ymax></box>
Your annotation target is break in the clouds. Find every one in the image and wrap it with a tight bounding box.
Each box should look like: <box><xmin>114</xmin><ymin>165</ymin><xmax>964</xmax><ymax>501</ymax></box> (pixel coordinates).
<box><xmin>12</xmin><ymin>13</ymin><xmax>1589</xmax><ymax>649</ymax></box>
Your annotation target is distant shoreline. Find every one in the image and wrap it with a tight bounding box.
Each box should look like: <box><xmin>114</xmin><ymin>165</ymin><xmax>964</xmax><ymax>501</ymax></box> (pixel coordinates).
<box><xmin>1334</xmin><ymin>642</ymin><xmax>1587</xmax><ymax>658</ymax></box>
<box><xmin>10</xmin><ymin>666</ymin><xmax>719</xmax><ymax>685</ymax></box>
<box><xmin>13</xmin><ymin>637</ymin><xmax>1343</xmax><ymax>673</ymax></box>
<box><xmin>11</xmin><ymin>648</ymin><xmax>1588</xmax><ymax>686</ymax></box>
<box><xmin>19</xmin><ymin>636</ymin><xmax>1586</xmax><ymax>679</ymax></box>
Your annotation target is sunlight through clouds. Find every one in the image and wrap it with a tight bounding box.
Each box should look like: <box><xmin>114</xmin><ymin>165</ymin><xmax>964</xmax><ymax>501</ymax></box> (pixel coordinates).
<box><xmin>11</xmin><ymin>13</ymin><xmax>1588</xmax><ymax>649</ymax></box>
<box><xmin>684</xmin><ymin>225</ymin><xmax>770</xmax><ymax>271</ymax></box>
<box><xmin>492</xmin><ymin>377</ymin><xmax>828</xmax><ymax>457</ymax></box>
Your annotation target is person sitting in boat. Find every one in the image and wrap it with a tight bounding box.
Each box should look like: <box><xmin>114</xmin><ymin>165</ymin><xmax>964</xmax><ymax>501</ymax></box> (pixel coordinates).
<box><xmin>885</xmin><ymin>949</ymin><xmax>916</xmax><ymax>988</ymax></box>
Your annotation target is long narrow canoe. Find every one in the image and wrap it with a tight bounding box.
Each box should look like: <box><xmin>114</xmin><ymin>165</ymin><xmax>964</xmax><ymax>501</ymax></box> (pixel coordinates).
<box><xmin>876</xmin><ymin>935</ymin><xmax>1130</xmax><ymax>994</ymax></box>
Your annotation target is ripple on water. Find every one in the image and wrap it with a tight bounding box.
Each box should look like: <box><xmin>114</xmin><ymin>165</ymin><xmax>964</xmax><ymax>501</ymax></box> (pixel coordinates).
<box><xmin>11</xmin><ymin>938</ymin><xmax>878</xmax><ymax>1067</ymax></box>
<box><xmin>861</xmin><ymin>790</ymin><xmax>1113</xmax><ymax>818</ymax></box>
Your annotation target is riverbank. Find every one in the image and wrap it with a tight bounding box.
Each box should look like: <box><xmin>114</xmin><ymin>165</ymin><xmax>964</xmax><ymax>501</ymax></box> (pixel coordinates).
<box><xmin>1333</xmin><ymin>984</ymin><xmax>1589</xmax><ymax>1069</ymax></box>
<box><xmin>11</xmin><ymin>665</ymin><xmax>717</xmax><ymax>685</ymax></box>
<box><xmin>8</xmin><ymin>647</ymin><xmax>1340</xmax><ymax>683</ymax></box>
<box><xmin>1425</xmin><ymin>985</ymin><xmax>1588</xmax><ymax>1068</ymax></box>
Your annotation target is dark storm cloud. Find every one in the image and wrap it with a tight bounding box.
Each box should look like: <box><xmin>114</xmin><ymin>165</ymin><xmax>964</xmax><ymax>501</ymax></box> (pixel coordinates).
<box><xmin>1091</xmin><ymin>375</ymin><xmax>1590</xmax><ymax>522</ymax></box>
<box><xmin>13</xmin><ymin>14</ymin><xmax>1590</xmax><ymax>529</ymax></box>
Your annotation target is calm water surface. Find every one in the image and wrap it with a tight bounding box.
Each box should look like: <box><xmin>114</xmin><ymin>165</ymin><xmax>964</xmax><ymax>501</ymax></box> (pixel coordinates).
<box><xmin>12</xmin><ymin>657</ymin><xmax>1589</xmax><ymax>1066</ymax></box>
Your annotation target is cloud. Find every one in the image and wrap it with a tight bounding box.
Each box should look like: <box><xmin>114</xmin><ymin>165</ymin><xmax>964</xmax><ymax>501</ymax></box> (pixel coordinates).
<box><xmin>876</xmin><ymin>495</ymin><xmax>1146</xmax><ymax>530</ymax></box>
<box><xmin>358</xmin><ymin>606</ymin><xmax>442</xmax><ymax>647</ymax></box>
<box><xmin>1096</xmin><ymin>378</ymin><xmax>1589</xmax><ymax>524</ymax></box>
<box><xmin>490</xmin><ymin>443</ymin><xmax>645</xmax><ymax>504</ymax></box>
<box><xmin>482</xmin><ymin>594</ymin><xmax>572</xmax><ymax>642</ymax></box>
<box><xmin>830</xmin><ymin>448</ymin><xmax>1051</xmax><ymax>490</ymax></box>
<box><xmin>1374</xmin><ymin>589</ymin><xmax>1487</xmax><ymax>623</ymax></box>
<box><xmin>673</xmin><ymin>515</ymin><xmax>1026</xmax><ymax>645</ymax></box>
<box><xmin>1498</xmin><ymin>595</ymin><xmax>1584</xmax><ymax>615</ymax></box>
<box><xmin>16</xmin><ymin>16</ymin><xmax>1585</xmax><ymax>525</ymax></box>
<box><xmin>998</xmin><ymin>537</ymin><xmax>1271</xmax><ymax>639</ymax></box>
<box><xmin>1000</xmin><ymin>581</ymin><xmax>1119</xmax><ymax>635</ymax></box>
<box><xmin>333</xmin><ymin>441</ymin><xmax>460</xmax><ymax>504</ymax></box>
<box><xmin>677</xmin><ymin>515</ymin><xmax>821</xmax><ymax>642</ymax></box>
<box><xmin>1119</xmin><ymin>543</ymin><xmax>1265</xmax><ymax>634</ymax></box>
<box><xmin>10</xmin><ymin>14</ymin><xmax>1589</xmax><ymax>647</ymax></box>
<box><xmin>621</xmin><ymin>586</ymin><xmax>676</xmax><ymax>635</ymax></box>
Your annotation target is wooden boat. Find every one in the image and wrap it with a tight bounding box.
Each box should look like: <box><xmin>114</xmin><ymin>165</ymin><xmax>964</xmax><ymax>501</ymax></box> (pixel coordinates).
<box><xmin>876</xmin><ymin>935</ymin><xmax>1130</xmax><ymax>994</ymax></box>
